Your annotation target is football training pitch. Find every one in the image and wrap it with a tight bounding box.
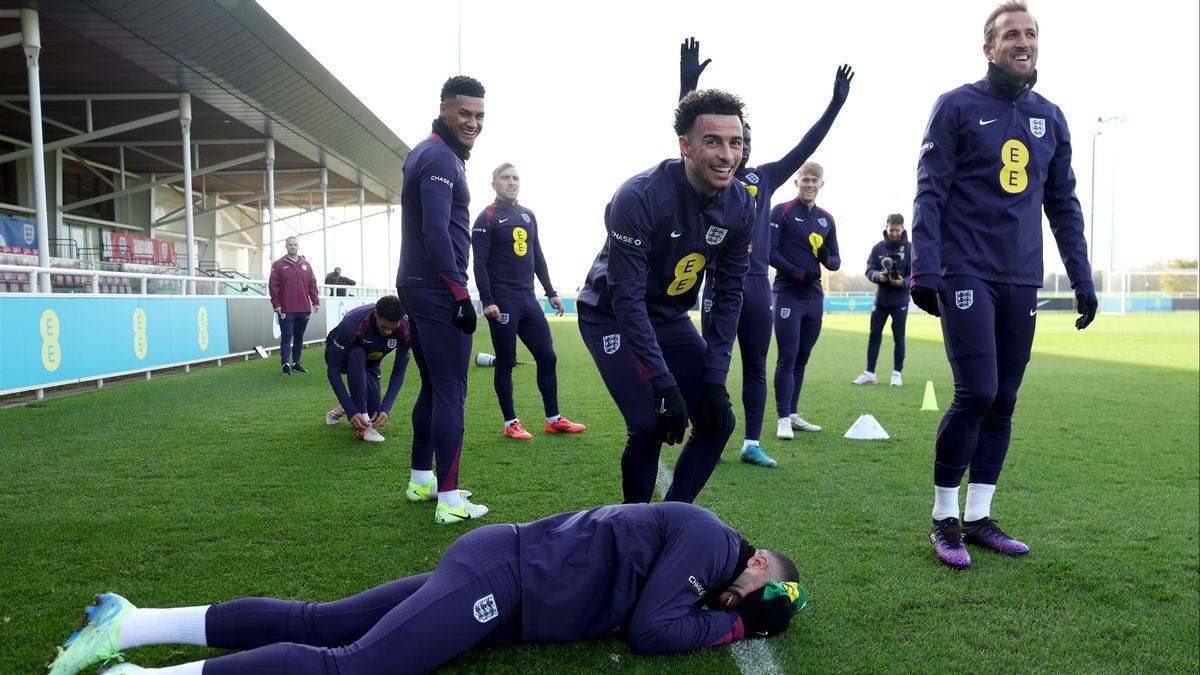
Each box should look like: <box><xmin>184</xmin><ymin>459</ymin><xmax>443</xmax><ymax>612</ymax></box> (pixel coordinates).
<box><xmin>2</xmin><ymin>312</ymin><xmax>1196</xmax><ymax>673</ymax></box>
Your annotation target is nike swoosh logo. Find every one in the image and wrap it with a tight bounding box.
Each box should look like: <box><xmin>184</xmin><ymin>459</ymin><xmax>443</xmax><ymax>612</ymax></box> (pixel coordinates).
<box><xmin>670</xmin><ymin>230</ymin><xmax>683</xmax><ymax>238</ymax></box>
<box><xmin>498</xmin><ymin>218</ymin><xmax>509</xmax><ymax>223</ymax></box>
<box><xmin>793</xmin><ymin>217</ymin><xmax>803</xmax><ymax>222</ymax></box>
<box><xmin>658</xmin><ymin>400</ymin><xmax>667</xmax><ymax>414</ymax></box>
<box><xmin>1029</xmin><ymin>309</ymin><xmax>1037</xmax><ymax>316</ymax></box>
<box><xmin>755</xmin><ymin>631</ymin><xmax>770</xmax><ymax>637</ymax></box>
<box><xmin>979</xmin><ymin>118</ymin><xmax>998</xmax><ymax>126</ymax></box>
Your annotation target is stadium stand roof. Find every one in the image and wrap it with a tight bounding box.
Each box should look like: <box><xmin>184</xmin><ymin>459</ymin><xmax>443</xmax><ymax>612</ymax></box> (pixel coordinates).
<box><xmin>0</xmin><ymin>0</ymin><xmax>408</xmax><ymax>206</ymax></box>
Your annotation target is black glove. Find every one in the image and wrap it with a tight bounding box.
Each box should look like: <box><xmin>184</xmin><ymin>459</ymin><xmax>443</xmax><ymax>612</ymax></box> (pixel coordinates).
<box><xmin>790</xmin><ymin>271</ymin><xmax>816</xmax><ymax>287</ymax></box>
<box><xmin>653</xmin><ymin>385</ymin><xmax>688</xmax><ymax>445</ymax></box>
<box><xmin>701</xmin><ymin>383</ymin><xmax>735</xmax><ymax>436</ymax></box>
<box><xmin>734</xmin><ymin>588</ymin><xmax>795</xmax><ymax>639</ymax></box>
<box><xmin>679</xmin><ymin>37</ymin><xmax>711</xmax><ymax>99</ymax></box>
<box><xmin>910</xmin><ymin>276</ymin><xmax>942</xmax><ymax>317</ymax></box>
<box><xmin>451</xmin><ymin>298</ymin><xmax>477</xmax><ymax>334</ymax></box>
<box><xmin>833</xmin><ymin>64</ymin><xmax>854</xmax><ymax>104</ymax></box>
<box><xmin>816</xmin><ymin>246</ymin><xmax>831</xmax><ymax>264</ymax></box>
<box><xmin>1074</xmin><ymin>283</ymin><xmax>1098</xmax><ymax>330</ymax></box>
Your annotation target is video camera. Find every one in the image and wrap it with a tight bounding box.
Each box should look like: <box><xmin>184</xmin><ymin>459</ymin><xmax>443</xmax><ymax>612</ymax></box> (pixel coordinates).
<box><xmin>881</xmin><ymin>254</ymin><xmax>902</xmax><ymax>281</ymax></box>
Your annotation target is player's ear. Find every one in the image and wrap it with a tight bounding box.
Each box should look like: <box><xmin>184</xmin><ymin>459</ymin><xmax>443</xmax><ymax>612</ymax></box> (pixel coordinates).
<box><xmin>678</xmin><ymin>135</ymin><xmax>692</xmax><ymax>159</ymax></box>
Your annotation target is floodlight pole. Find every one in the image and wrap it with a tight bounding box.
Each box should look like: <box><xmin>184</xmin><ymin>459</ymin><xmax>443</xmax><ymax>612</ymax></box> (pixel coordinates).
<box><xmin>22</xmin><ymin>9</ymin><xmax>50</xmax><ymax>291</ymax></box>
<box><xmin>1089</xmin><ymin>115</ymin><xmax>1125</xmax><ymax>271</ymax></box>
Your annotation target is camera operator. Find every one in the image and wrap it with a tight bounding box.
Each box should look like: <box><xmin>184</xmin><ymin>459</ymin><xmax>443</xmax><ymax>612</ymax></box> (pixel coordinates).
<box><xmin>852</xmin><ymin>214</ymin><xmax>911</xmax><ymax>386</ymax></box>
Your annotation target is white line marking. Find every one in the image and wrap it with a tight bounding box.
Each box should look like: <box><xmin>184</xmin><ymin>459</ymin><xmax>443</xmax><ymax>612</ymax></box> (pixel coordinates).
<box><xmin>731</xmin><ymin>639</ymin><xmax>785</xmax><ymax>675</ymax></box>
<box><xmin>656</xmin><ymin>459</ymin><xmax>672</xmax><ymax>500</ymax></box>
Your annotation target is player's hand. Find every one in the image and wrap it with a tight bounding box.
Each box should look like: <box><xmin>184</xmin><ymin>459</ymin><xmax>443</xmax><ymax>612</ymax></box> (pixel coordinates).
<box><xmin>679</xmin><ymin>37</ymin><xmax>711</xmax><ymax>97</ymax></box>
<box><xmin>350</xmin><ymin>413</ymin><xmax>371</xmax><ymax>431</ymax></box>
<box><xmin>734</xmin><ymin>589</ymin><xmax>795</xmax><ymax>639</ymax></box>
<box><xmin>313</xmin><ymin>303</ymin><xmax>320</xmax><ymax>313</ymax></box>
<box><xmin>451</xmin><ymin>298</ymin><xmax>477</xmax><ymax>334</ymax></box>
<box><xmin>273</xmin><ymin>307</ymin><xmax>281</xmax><ymax>314</ymax></box>
<box><xmin>700</xmin><ymin>383</ymin><xmax>735</xmax><ymax>436</ymax></box>
<box><xmin>548</xmin><ymin>295</ymin><xmax>566</xmax><ymax>316</ymax></box>
<box><xmin>370</xmin><ymin>411</ymin><xmax>390</xmax><ymax>429</ymax></box>
<box><xmin>910</xmin><ymin>275</ymin><xmax>942</xmax><ymax>317</ymax></box>
<box><xmin>1074</xmin><ymin>282</ymin><xmax>1098</xmax><ymax>330</ymax></box>
<box><xmin>483</xmin><ymin>304</ymin><xmax>501</xmax><ymax>320</ymax></box>
<box><xmin>653</xmin><ymin>385</ymin><xmax>689</xmax><ymax>445</ymax></box>
<box><xmin>833</xmin><ymin>64</ymin><xmax>854</xmax><ymax>104</ymax></box>
<box><xmin>890</xmin><ymin>276</ymin><xmax>905</xmax><ymax>287</ymax></box>
<box><xmin>816</xmin><ymin>246</ymin><xmax>831</xmax><ymax>264</ymax></box>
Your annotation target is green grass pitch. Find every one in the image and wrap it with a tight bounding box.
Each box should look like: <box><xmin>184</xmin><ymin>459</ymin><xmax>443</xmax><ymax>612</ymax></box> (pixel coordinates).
<box><xmin>1</xmin><ymin>312</ymin><xmax>1196</xmax><ymax>673</ymax></box>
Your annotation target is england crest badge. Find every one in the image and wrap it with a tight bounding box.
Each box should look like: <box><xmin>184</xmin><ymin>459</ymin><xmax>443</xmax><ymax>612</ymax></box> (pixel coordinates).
<box><xmin>705</xmin><ymin>226</ymin><xmax>728</xmax><ymax>245</ymax></box>
<box><xmin>780</xmin><ymin>307</ymin><xmax>791</xmax><ymax>319</ymax></box>
<box><xmin>499</xmin><ymin>313</ymin><xmax>510</xmax><ymax>325</ymax></box>
<box><xmin>1030</xmin><ymin>118</ymin><xmax>1046</xmax><ymax>138</ymax></box>
<box><xmin>522</xmin><ymin>213</ymin><xmax>531</xmax><ymax>224</ymax></box>
<box><xmin>955</xmin><ymin>290</ymin><xmax>974</xmax><ymax>310</ymax></box>
<box><xmin>603</xmin><ymin>334</ymin><xmax>621</xmax><ymax>354</ymax></box>
<box><xmin>473</xmin><ymin>594</ymin><xmax>499</xmax><ymax>623</ymax></box>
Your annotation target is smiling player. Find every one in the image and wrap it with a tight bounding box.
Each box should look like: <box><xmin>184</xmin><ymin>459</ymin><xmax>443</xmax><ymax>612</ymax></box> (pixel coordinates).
<box><xmin>911</xmin><ymin>0</ymin><xmax>1098</xmax><ymax>567</ymax></box>
<box><xmin>577</xmin><ymin>89</ymin><xmax>754</xmax><ymax>504</ymax></box>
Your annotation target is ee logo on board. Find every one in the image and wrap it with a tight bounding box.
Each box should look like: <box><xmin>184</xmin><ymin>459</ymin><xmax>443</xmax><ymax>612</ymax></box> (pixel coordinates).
<box><xmin>133</xmin><ymin>308</ymin><xmax>149</xmax><ymax>360</ymax></box>
<box><xmin>40</xmin><ymin>309</ymin><xmax>62</xmax><ymax>372</ymax></box>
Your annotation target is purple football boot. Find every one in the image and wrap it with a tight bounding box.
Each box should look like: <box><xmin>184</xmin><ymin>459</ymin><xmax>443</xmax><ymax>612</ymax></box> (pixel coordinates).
<box><xmin>963</xmin><ymin>517</ymin><xmax>1030</xmax><ymax>555</ymax></box>
<box><xmin>930</xmin><ymin>517</ymin><xmax>972</xmax><ymax>568</ymax></box>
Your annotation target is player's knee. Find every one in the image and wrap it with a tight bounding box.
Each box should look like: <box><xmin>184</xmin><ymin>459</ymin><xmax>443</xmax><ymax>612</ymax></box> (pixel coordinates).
<box><xmin>954</xmin><ymin>384</ymin><xmax>997</xmax><ymax>414</ymax></box>
<box><xmin>988</xmin><ymin>388</ymin><xmax>1019</xmax><ymax>417</ymax></box>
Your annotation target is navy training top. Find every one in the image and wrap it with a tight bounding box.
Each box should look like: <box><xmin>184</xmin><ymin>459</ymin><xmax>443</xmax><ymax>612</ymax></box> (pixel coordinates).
<box><xmin>324</xmin><ymin>303</ymin><xmax>410</xmax><ymax>419</ymax></box>
<box><xmin>396</xmin><ymin>132</ymin><xmax>472</xmax><ymax>301</ymax></box>
<box><xmin>471</xmin><ymin>199</ymin><xmax>556</xmax><ymax>306</ymax></box>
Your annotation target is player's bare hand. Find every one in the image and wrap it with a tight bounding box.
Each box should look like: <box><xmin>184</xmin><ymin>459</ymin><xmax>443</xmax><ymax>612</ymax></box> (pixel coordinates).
<box><xmin>370</xmin><ymin>411</ymin><xmax>390</xmax><ymax>429</ymax></box>
<box><xmin>484</xmin><ymin>304</ymin><xmax>501</xmax><ymax>320</ymax></box>
<box><xmin>350</xmin><ymin>414</ymin><xmax>371</xmax><ymax>431</ymax></box>
<box><xmin>834</xmin><ymin>64</ymin><xmax>854</xmax><ymax>103</ymax></box>
<box><xmin>548</xmin><ymin>295</ymin><xmax>566</xmax><ymax>316</ymax></box>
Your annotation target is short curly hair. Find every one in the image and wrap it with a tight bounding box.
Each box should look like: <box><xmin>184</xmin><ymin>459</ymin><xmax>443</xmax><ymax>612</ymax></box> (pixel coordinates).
<box><xmin>375</xmin><ymin>295</ymin><xmax>405</xmax><ymax>322</ymax></box>
<box><xmin>673</xmin><ymin>89</ymin><xmax>745</xmax><ymax>138</ymax></box>
<box><xmin>440</xmin><ymin>75</ymin><xmax>485</xmax><ymax>101</ymax></box>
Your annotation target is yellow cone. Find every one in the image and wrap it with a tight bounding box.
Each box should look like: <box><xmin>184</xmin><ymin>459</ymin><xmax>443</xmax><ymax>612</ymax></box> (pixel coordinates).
<box><xmin>921</xmin><ymin>380</ymin><xmax>939</xmax><ymax>411</ymax></box>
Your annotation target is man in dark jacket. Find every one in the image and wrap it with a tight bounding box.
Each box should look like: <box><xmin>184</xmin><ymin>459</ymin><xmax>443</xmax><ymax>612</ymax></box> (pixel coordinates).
<box><xmin>48</xmin><ymin>503</ymin><xmax>806</xmax><ymax>675</ymax></box>
<box><xmin>852</xmin><ymin>214</ymin><xmax>911</xmax><ymax>387</ymax></box>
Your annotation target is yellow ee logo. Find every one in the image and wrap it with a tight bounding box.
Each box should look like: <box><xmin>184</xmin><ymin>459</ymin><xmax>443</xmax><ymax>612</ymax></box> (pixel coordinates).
<box><xmin>512</xmin><ymin>226</ymin><xmax>529</xmax><ymax>256</ymax></box>
<box><xmin>808</xmin><ymin>232</ymin><xmax>825</xmax><ymax>257</ymax></box>
<box><xmin>198</xmin><ymin>306</ymin><xmax>209</xmax><ymax>351</ymax></box>
<box><xmin>40</xmin><ymin>309</ymin><xmax>62</xmax><ymax>372</ymax></box>
<box><xmin>667</xmin><ymin>253</ymin><xmax>706</xmax><ymax>296</ymax></box>
<box><xmin>999</xmin><ymin>139</ymin><xmax>1029</xmax><ymax>194</ymax></box>
<box><xmin>132</xmin><ymin>307</ymin><xmax>148</xmax><ymax>360</ymax></box>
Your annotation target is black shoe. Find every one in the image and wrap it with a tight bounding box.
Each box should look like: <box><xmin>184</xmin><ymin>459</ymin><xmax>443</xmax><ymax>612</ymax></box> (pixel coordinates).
<box><xmin>930</xmin><ymin>517</ymin><xmax>971</xmax><ymax>568</ymax></box>
<box><xmin>281</xmin><ymin>364</ymin><xmax>292</xmax><ymax>375</ymax></box>
<box><xmin>291</xmin><ymin>364</ymin><xmax>308</xmax><ymax>373</ymax></box>
<box><xmin>962</xmin><ymin>517</ymin><xmax>1030</xmax><ymax>555</ymax></box>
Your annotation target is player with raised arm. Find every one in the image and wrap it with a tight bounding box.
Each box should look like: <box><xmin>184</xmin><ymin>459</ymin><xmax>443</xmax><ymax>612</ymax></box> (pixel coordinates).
<box><xmin>576</xmin><ymin>89</ymin><xmax>754</xmax><ymax>504</ymax></box>
<box><xmin>679</xmin><ymin>37</ymin><xmax>853</xmax><ymax>468</ymax></box>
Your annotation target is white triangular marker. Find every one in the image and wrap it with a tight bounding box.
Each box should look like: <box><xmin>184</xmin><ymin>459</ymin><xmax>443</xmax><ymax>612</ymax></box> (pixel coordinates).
<box><xmin>844</xmin><ymin>414</ymin><xmax>889</xmax><ymax>440</ymax></box>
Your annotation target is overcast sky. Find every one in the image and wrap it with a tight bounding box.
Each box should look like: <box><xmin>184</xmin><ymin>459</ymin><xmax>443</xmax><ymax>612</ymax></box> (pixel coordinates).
<box><xmin>258</xmin><ymin>0</ymin><xmax>1199</xmax><ymax>290</ymax></box>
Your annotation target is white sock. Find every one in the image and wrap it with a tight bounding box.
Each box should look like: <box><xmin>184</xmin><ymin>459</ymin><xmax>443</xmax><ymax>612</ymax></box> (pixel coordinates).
<box><xmin>964</xmin><ymin>483</ymin><xmax>996</xmax><ymax>522</ymax></box>
<box><xmin>546</xmin><ymin>415</ymin><xmax>560</xmax><ymax>423</ymax></box>
<box><xmin>932</xmin><ymin>485</ymin><xmax>960</xmax><ymax>521</ymax></box>
<box><xmin>410</xmin><ymin>470</ymin><xmax>434</xmax><ymax>485</ymax></box>
<box><xmin>864</xmin><ymin>370</ymin><xmax>875</xmax><ymax>377</ymax></box>
<box><xmin>119</xmin><ymin>606</ymin><xmax>209</xmax><ymax>649</ymax></box>
<box><xmin>742</xmin><ymin>439</ymin><xmax>759</xmax><ymax>450</ymax></box>
<box><xmin>504</xmin><ymin>418</ymin><xmax>518</xmax><ymax>427</ymax></box>
<box><xmin>438</xmin><ymin>489</ymin><xmax>463</xmax><ymax>508</ymax></box>
<box><xmin>140</xmin><ymin>663</ymin><xmax>206</xmax><ymax>674</ymax></box>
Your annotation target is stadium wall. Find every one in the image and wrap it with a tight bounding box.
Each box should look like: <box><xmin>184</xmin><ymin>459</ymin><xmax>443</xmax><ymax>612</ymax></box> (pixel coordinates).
<box><xmin>0</xmin><ymin>295</ymin><xmax>376</xmax><ymax>395</ymax></box>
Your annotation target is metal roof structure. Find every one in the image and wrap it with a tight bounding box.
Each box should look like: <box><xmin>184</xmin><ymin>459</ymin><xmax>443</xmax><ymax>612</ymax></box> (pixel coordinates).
<box><xmin>0</xmin><ymin>0</ymin><xmax>409</xmax><ymax>283</ymax></box>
